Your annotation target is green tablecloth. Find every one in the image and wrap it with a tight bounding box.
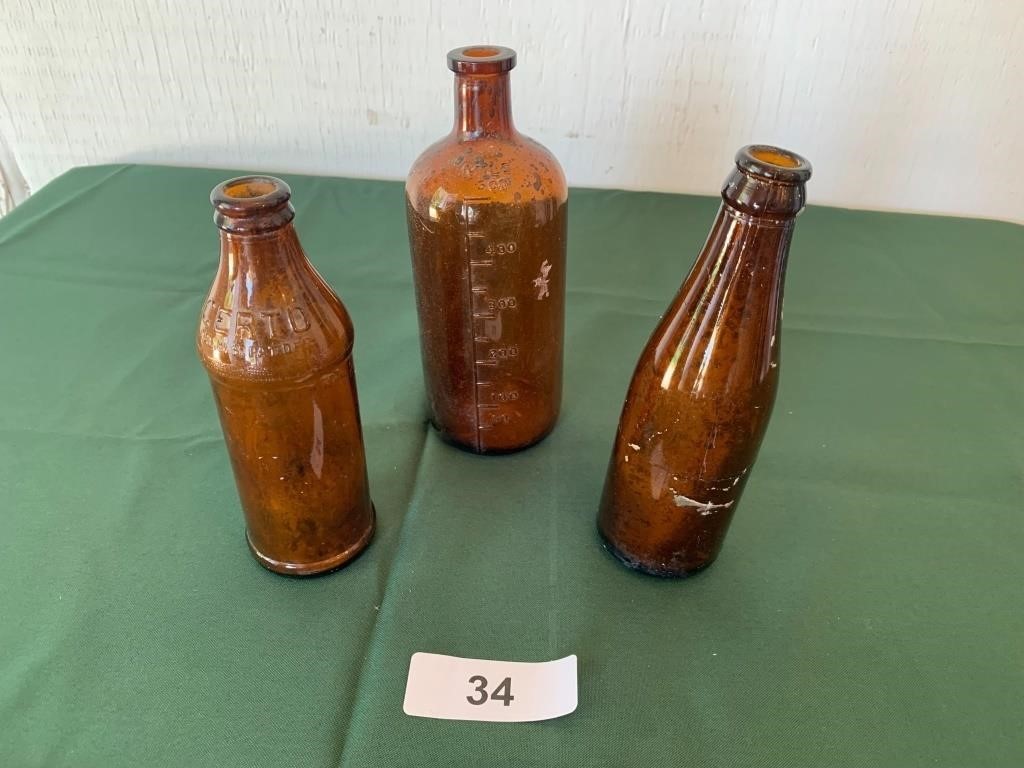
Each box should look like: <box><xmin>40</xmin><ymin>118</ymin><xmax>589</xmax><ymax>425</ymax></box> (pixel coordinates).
<box><xmin>1</xmin><ymin>165</ymin><xmax>1021</xmax><ymax>767</ymax></box>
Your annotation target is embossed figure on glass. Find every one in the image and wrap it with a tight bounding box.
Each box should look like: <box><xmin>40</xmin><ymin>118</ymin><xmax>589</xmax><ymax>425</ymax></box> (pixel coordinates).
<box><xmin>598</xmin><ymin>146</ymin><xmax>812</xmax><ymax>577</ymax></box>
<box><xmin>406</xmin><ymin>46</ymin><xmax>568</xmax><ymax>454</ymax></box>
<box><xmin>197</xmin><ymin>176</ymin><xmax>375</xmax><ymax>575</ymax></box>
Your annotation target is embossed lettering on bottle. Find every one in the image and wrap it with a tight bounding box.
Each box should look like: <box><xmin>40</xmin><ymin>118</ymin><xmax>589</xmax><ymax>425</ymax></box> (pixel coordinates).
<box><xmin>196</xmin><ymin>176</ymin><xmax>375</xmax><ymax>576</ymax></box>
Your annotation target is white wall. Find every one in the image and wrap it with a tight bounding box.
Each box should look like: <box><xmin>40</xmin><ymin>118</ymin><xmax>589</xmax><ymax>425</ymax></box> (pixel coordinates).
<box><xmin>1</xmin><ymin>0</ymin><xmax>1021</xmax><ymax>221</ymax></box>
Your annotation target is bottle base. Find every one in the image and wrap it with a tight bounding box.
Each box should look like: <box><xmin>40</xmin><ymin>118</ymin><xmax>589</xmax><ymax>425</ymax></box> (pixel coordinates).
<box><xmin>434</xmin><ymin>420</ymin><xmax>557</xmax><ymax>455</ymax></box>
<box><xmin>246</xmin><ymin>505</ymin><xmax>376</xmax><ymax>577</ymax></box>
<box><xmin>597</xmin><ymin>527</ymin><xmax>714</xmax><ymax>579</ymax></box>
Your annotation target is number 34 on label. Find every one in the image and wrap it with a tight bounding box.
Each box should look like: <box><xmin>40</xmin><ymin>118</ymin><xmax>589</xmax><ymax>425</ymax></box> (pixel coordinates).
<box><xmin>403</xmin><ymin>652</ymin><xmax>578</xmax><ymax>723</ymax></box>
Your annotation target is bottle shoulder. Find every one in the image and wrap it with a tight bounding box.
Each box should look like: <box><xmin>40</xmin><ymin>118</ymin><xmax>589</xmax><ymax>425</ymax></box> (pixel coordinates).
<box><xmin>406</xmin><ymin>131</ymin><xmax>567</xmax><ymax>212</ymax></box>
<box><xmin>196</xmin><ymin>260</ymin><xmax>354</xmax><ymax>384</ymax></box>
<box><xmin>624</xmin><ymin>282</ymin><xmax>780</xmax><ymax>407</ymax></box>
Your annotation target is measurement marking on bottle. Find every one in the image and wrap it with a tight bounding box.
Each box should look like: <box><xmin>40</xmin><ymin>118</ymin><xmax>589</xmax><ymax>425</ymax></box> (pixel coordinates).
<box><xmin>463</xmin><ymin>199</ymin><xmax>484</xmax><ymax>451</ymax></box>
<box><xmin>487</xmin><ymin>296</ymin><xmax>518</xmax><ymax>310</ymax></box>
<box><xmin>464</xmin><ymin>197</ymin><xmax>523</xmax><ymax>451</ymax></box>
<box><xmin>488</xmin><ymin>344</ymin><xmax>519</xmax><ymax>359</ymax></box>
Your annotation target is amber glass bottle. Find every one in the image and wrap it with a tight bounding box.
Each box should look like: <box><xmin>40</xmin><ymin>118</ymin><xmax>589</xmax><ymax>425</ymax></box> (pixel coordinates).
<box><xmin>597</xmin><ymin>145</ymin><xmax>812</xmax><ymax>577</ymax></box>
<box><xmin>197</xmin><ymin>176</ymin><xmax>375</xmax><ymax>576</ymax></box>
<box><xmin>406</xmin><ymin>46</ymin><xmax>568</xmax><ymax>454</ymax></box>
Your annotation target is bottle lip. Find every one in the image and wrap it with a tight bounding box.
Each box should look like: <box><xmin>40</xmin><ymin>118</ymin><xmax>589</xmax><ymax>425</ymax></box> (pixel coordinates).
<box><xmin>447</xmin><ymin>45</ymin><xmax>516</xmax><ymax>74</ymax></box>
<box><xmin>735</xmin><ymin>145</ymin><xmax>812</xmax><ymax>183</ymax></box>
<box><xmin>211</xmin><ymin>175</ymin><xmax>295</xmax><ymax>232</ymax></box>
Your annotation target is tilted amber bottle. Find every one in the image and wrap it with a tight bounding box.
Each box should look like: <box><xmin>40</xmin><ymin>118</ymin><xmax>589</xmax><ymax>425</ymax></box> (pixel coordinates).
<box><xmin>197</xmin><ymin>176</ymin><xmax>375</xmax><ymax>576</ymax></box>
<box><xmin>598</xmin><ymin>145</ymin><xmax>812</xmax><ymax>577</ymax></box>
<box><xmin>406</xmin><ymin>46</ymin><xmax>568</xmax><ymax>454</ymax></box>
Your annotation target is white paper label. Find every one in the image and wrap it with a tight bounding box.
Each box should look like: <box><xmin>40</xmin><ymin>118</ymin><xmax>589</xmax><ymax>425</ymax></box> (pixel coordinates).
<box><xmin>402</xmin><ymin>652</ymin><xmax>578</xmax><ymax>722</ymax></box>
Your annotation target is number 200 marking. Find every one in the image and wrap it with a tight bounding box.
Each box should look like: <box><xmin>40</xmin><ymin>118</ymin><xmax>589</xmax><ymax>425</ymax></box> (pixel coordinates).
<box><xmin>489</xmin><ymin>345</ymin><xmax>519</xmax><ymax>360</ymax></box>
<box><xmin>467</xmin><ymin>675</ymin><xmax>515</xmax><ymax>707</ymax></box>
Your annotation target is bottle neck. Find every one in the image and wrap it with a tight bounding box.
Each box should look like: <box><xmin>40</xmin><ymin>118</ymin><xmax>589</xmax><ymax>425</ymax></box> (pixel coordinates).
<box><xmin>721</xmin><ymin>168</ymin><xmax>806</xmax><ymax>219</ymax></box>
<box><xmin>705</xmin><ymin>166</ymin><xmax>804</xmax><ymax>274</ymax></box>
<box><xmin>701</xmin><ymin>203</ymin><xmax>793</xmax><ymax>340</ymax></box>
<box><xmin>706</xmin><ymin>205</ymin><xmax>794</xmax><ymax>271</ymax></box>
<box><xmin>218</xmin><ymin>223</ymin><xmax>305</xmax><ymax>272</ymax></box>
<box><xmin>653</xmin><ymin>204</ymin><xmax>794</xmax><ymax>390</ymax></box>
<box><xmin>695</xmin><ymin>203</ymin><xmax>794</xmax><ymax>311</ymax></box>
<box><xmin>453</xmin><ymin>72</ymin><xmax>514</xmax><ymax>138</ymax></box>
<box><xmin>685</xmin><ymin>165</ymin><xmax>807</xmax><ymax>335</ymax></box>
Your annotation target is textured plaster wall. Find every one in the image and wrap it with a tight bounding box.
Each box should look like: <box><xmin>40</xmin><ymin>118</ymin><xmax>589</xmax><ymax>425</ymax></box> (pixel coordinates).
<box><xmin>1</xmin><ymin>0</ymin><xmax>1021</xmax><ymax>221</ymax></box>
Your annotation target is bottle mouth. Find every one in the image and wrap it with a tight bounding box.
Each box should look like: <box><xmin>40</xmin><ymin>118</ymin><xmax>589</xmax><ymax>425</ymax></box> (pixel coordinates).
<box><xmin>447</xmin><ymin>45</ymin><xmax>516</xmax><ymax>74</ymax></box>
<box><xmin>735</xmin><ymin>145</ymin><xmax>812</xmax><ymax>183</ymax></box>
<box><xmin>211</xmin><ymin>175</ymin><xmax>295</xmax><ymax>232</ymax></box>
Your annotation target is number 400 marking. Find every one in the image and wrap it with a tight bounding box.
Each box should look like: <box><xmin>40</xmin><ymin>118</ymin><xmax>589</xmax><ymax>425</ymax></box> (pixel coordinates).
<box><xmin>466</xmin><ymin>675</ymin><xmax>515</xmax><ymax>707</ymax></box>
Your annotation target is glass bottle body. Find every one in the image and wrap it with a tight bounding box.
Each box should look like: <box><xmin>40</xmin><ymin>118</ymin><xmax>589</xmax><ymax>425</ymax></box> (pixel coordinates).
<box><xmin>197</xmin><ymin>177</ymin><xmax>374</xmax><ymax>575</ymax></box>
<box><xmin>406</xmin><ymin>47</ymin><xmax>567</xmax><ymax>453</ymax></box>
<box><xmin>598</xmin><ymin>146</ymin><xmax>812</xmax><ymax>577</ymax></box>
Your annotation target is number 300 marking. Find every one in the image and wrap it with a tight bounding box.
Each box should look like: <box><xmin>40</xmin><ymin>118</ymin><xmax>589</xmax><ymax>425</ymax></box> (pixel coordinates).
<box><xmin>466</xmin><ymin>675</ymin><xmax>514</xmax><ymax>707</ymax></box>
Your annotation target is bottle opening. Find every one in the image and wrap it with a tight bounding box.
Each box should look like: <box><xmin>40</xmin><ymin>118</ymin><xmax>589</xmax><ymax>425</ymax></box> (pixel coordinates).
<box><xmin>463</xmin><ymin>47</ymin><xmax>501</xmax><ymax>58</ymax></box>
<box><xmin>736</xmin><ymin>144</ymin><xmax>812</xmax><ymax>183</ymax></box>
<box><xmin>448</xmin><ymin>45</ymin><xmax>516</xmax><ymax>74</ymax></box>
<box><xmin>211</xmin><ymin>175</ymin><xmax>295</xmax><ymax>232</ymax></box>
<box><xmin>750</xmin><ymin>148</ymin><xmax>800</xmax><ymax>168</ymax></box>
<box><xmin>212</xmin><ymin>175</ymin><xmax>291</xmax><ymax>211</ymax></box>
<box><xmin>224</xmin><ymin>179</ymin><xmax>278</xmax><ymax>199</ymax></box>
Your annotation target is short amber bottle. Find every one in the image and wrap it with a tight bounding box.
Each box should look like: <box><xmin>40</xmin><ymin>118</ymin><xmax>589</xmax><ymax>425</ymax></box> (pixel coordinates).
<box><xmin>406</xmin><ymin>46</ymin><xmax>568</xmax><ymax>454</ymax></box>
<box><xmin>197</xmin><ymin>176</ymin><xmax>375</xmax><ymax>576</ymax></box>
<box><xmin>598</xmin><ymin>145</ymin><xmax>812</xmax><ymax>577</ymax></box>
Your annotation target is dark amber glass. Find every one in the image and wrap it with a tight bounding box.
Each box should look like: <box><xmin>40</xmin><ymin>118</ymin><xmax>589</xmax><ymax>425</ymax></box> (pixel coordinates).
<box><xmin>197</xmin><ymin>176</ymin><xmax>375</xmax><ymax>576</ymax></box>
<box><xmin>597</xmin><ymin>145</ymin><xmax>812</xmax><ymax>577</ymax></box>
<box><xmin>406</xmin><ymin>46</ymin><xmax>568</xmax><ymax>454</ymax></box>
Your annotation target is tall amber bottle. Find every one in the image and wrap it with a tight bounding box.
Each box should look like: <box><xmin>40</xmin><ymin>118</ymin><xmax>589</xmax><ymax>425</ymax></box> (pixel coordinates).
<box><xmin>406</xmin><ymin>46</ymin><xmax>568</xmax><ymax>454</ymax></box>
<box><xmin>197</xmin><ymin>176</ymin><xmax>375</xmax><ymax>576</ymax></box>
<box><xmin>598</xmin><ymin>145</ymin><xmax>812</xmax><ymax>577</ymax></box>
